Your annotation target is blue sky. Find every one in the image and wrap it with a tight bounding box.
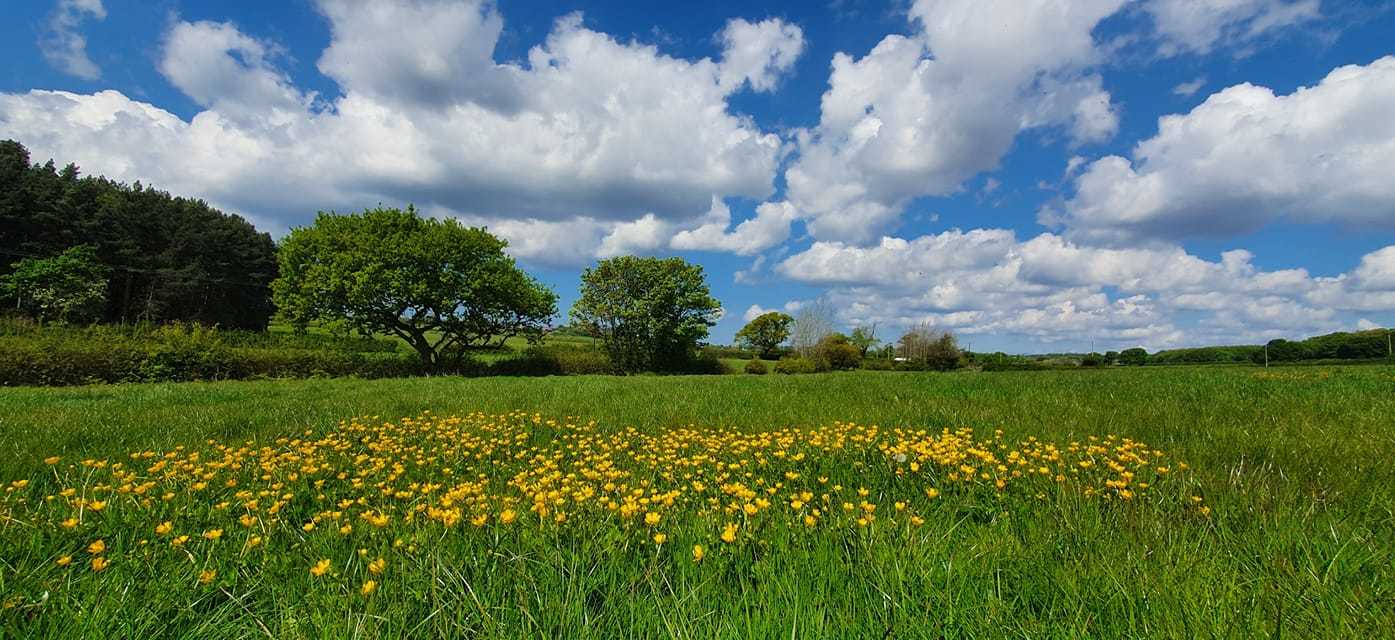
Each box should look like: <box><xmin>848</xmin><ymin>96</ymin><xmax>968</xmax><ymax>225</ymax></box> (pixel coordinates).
<box><xmin>3</xmin><ymin>0</ymin><xmax>1394</xmax><ymax>352</ymax></box>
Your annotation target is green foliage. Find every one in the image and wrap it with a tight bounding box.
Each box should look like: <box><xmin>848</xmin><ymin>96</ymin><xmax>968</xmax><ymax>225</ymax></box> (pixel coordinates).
<box><xmin>570</xmin><ymin>256</ymin><xmax>721</xmax><ymax>373</ymax></box>
<box><xmin>773</xmin><ymin>355</ymin><xmax>819</xmax><ymax>374</ymax></box>
<box><xmin>273</xmin><ymin>207</ymin><xmax>557</xmax><ymax>371</ymax></box>
<box><xmin>815</xmin><ymin>333</ymin><xmax>862</xmax><ymax>370</ymax></box>
<box><xmin>734</xmin><ymin>312</ymin><xmax>793</xmax><ymax>359</ymax></box>
<box><xmin>1255</xmin><ymin>329</ymin><xmax>1393</xmax><ymax>363</ymax></box>
<box><xmin>896</xmin><ymin>324</ymin><xmax>963</xmax><ymax>371</ymax></box>
<box><xmin>848</xmin><ymin>325</ymin><xmax>879</xmax><ymax>357</ymax></box>
<box><xmin>489</xmin><ymin>346</ymin><xmax>614</xmax><ymax>377</ymax></box>
<box><xmin>1119</xmin><ymin>347</ymin><xmax>1148</xmax><ymax>366</ymax></box>
<box><xmin>1</xmin><ymin>245</ymin><xmax>108</xmax><ymax>324</ymax></box>
<box><xmin>1149</xmin><ymin>345</ymin><xmax>1260</xmax><ymax>365</ymax></box>
<box><xmin>743</xmin><ymin>358</ymin><xmax>768</xmax><ymax>375</ymax></box>
<box><xmin>0</xmin><ymin>140</ymin><xmax>277</xmax><ymax>329</ymax></box>
<box><xmin>975</xmin><ymin>351</ymin><xmax>1050</xmax><ymax>371</ymax></box>
<box><xmin>1080</xmin><ymin>352</ymin><xmax>1106</xmax><ymax>367</ymax></box>
<box><xmin>859</xmin><ymin>357</ymin><xmax>894</xmax><ymax>371</ymax></box>
<box><xmin>700</xmin><ymin>344</ymin><xmax>756</xmax><ymax>360</ymax></box>
<box><xmin>0</xmin><ymin>322</ymin><xmax>429</xmax><ymax>386</ymax></box>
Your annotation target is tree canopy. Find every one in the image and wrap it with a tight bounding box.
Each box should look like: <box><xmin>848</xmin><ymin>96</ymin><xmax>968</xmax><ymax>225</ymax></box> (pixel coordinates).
<box><xmin>848</xmin><ymin>324</ymin><xmax>879</xmax><ymax>357</ymax></box>
<box><xmin>0</xmin><ymin>140</ymin><xmax>277</xmax><ymax>329</ymax></box>
<box><xmin>735</xmin><ymin>311</ymin><xmax>793</xmax><ymax>358</ymax></box>
<box><xmin>1</xmin><ymin>245</ymin><xmax>108</xmax><ymax>324</ymax></box>
<box><xmin>272</xmin><ymin>207</ymin><xmax>557</xmax><ymax>370</ymax></box>
<box><xmin>570</xmin><ymin>256</ymin><xmax>721</xmax><ymax>372</ymax></box>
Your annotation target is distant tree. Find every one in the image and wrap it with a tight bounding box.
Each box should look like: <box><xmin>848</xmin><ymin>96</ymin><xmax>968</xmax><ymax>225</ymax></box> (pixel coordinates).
<box><xmin>848</xmin><ymin>324</ymin><xmax>879</xmax><ymax>357</ymax></box>
<box><xmin>1</xmin><ymin>245</ymin><xmax>108</xmax><ymax>324</ymax></box>
<box><xmin>1118</xmin><ymin>347</ymin><xmax>1148</xmax><ymax>366</ymax></box>
<box><xmin>1080</xmin><ymin>352</ymin><xmax>1105</xmax><ymax>367</ymax></box>
<box><xmin>789</xmin><ymin>301</ymin><xmax>835</xmax><ymax>358</ymax></box>
<box><xmin>273</xmin><ymin>207</ymin><xmax>557</xmax><ymax>370</ymax></box>
<box><xmin>897</xmin><ymin>322</ymin><xmax>963</xmax><ymax>371</ymax></box>
<box><xmin>816</xmin><ymin>333</ymin><xmax>862</xmax><ymax>370</ymax></box>
<box><xmin>735</xmin><ymin>311</ymin><xmax>793</xmax><ymax>358</ymax></box>
<box><xmin>570</xmin><ymin>256</ymin><xmax>721</xmax><ymax>373</ymax></box>
<box><xmin>1104</xmin><ymin>350</ymin><xmax>1119</xmax><ymax>365</ymax></box>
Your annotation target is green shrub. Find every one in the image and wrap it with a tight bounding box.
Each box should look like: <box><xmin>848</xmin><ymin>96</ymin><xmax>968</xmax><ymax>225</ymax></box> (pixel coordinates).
<box><xmin>1118</xmin><ymin>347</ymin><xmax>1148</xmax><ymax>366</ymax></box>
<box><xmin>816</xmin><ymin>334</ymin><xmax>862</xmax><ymax>370</ymax></box>
<box><xmin>859</xmin><ymin>358</ymin><xmax>894</xmax><ymax>371</ymax></box>
<box><xmin>774</xmin><ymin>356</ymin><xmax>817</xmax><ymax>374</ymax></box>
<box><xmin>744</xmin><ymin>359</ymin><xmax>769</xmax><ymax>375</ymax></box>
<box><xmin>489</xmin><ymin>347</ymin><xmax>614</xmax><ymax>377</ymax></box>
<box><xmin>1079</xmin><ymin>353</ymin><xmax>1106</xmax><ymax>367</ymax></box>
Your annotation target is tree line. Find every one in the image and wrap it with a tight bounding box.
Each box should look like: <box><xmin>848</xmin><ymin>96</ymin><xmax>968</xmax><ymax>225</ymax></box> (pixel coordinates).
<box><xmin>5</xmin><ymin>139</ymin><xmax>1386</xmax><ymax>378</ymax></box>
<box><xmin>0</xmin><ymin>141</ymin><xmax>277</xmax><ymax>329</ymax></box>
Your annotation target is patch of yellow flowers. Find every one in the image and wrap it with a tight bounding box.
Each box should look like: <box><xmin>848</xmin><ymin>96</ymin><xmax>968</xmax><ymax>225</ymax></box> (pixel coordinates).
<box><xmin>1</xmin><ymin>411</ymin><xmax>1205</xmax><ymax>597</ymax></box>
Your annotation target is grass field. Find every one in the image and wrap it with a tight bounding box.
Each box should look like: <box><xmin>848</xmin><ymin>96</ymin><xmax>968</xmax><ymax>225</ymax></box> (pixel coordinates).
<box><xmin>2</xmin><ymin>366</ymin><xmax>1393</xmax><ymax>638</ymax></box>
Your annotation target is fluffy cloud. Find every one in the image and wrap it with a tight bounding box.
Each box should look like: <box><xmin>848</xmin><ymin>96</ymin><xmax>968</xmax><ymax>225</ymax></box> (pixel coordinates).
<box><xmin>716</xmin><ymin>18</ymin><xmax>806</xmax><ymax>93</ymax></box>
<box><xmin>1350</xmin><ymin>246</ymin><xmax>1395</xmax><ymax>291</ymax></box>
<box><xmin>670</xmin><ymin>199</ymin><xmax>797</xmax><ymax>255</ymax></box>
<box><xmin>1050</xmin><ymin>56</ymin><xmax>1395</xmax><ymax>243</ymax></box>
<box><xmin>39</xmin><ymin>0</ymin><xmax>106</xmax><ymax>80</ymax></box>
<box><xmin>2</xmin><ymin>2</ymin><xmax>805</xmax><ymax>260</ymax></box>
<box><xmin>314</xmin><ymin>0</ymin><xmax>518</xmax><ymax>111</ymax></box>
<box><xmin>160</xmin><ymin>21</ymin><xmax>310</xmax><ymax>123</ymax></box>
<box><xmin>1146</xmin><ymin>0</ymin><xmax>1320</xmax><ymax>57</ymax></box>
<box><xmin>778</xmin><ymin>228</ymin><xmax>1395</xmax><ymax>349</ymax></box>
<box><xmin>783</xmin><ymin>0</ymin><xmax>1124</xmax><ymax>243</ymax></box>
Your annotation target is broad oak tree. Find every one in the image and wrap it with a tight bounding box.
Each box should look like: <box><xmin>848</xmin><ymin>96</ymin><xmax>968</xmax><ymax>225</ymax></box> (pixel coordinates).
<box><xmin>273</xmin><ymin>207</ymin><xmax>557</xmax><ymax>370</ymax></box>
<box><xmin>735</xmin><ymin>311</ymin><xmax>793</xmax><ymax>359</ymax></box>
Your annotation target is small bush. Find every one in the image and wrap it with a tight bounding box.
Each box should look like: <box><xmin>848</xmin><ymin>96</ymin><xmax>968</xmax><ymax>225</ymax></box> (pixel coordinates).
<box><xmin>1079</xmin><ymin>352</ymin><xmax>1106</xmax><ymax>367</ymax></box>
<box><xmin>774</xmin><ymin>356</ymin><xmax>817</xmax><ymax>374</ymax></box>
<box><xmin>816</xmin><ymin>334</ymin><xmax>862</xmax><ymax>370</ymax></box>
<box><xmin>860</xmin><ymin>358</ymin><xmax>894</xmax><ymax>371</ymax></box>
<box><xmin>744</xmin><ymin>359</ymin><xmax>769</xmax><ymax>375</ymax></box>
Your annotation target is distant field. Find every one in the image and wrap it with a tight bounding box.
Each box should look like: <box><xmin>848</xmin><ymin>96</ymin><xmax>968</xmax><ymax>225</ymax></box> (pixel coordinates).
<box><xmin>2</xmin><ymin>365</ymin><xmax>1393</xmax><ymax>637</ymax></box>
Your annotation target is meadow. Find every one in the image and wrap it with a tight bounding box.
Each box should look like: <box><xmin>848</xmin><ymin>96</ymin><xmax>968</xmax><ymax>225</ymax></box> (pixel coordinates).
<box><xmin>1</xmin><ymin>365</ymin><xmax>1393</xmax><ymax>638</ymax></box>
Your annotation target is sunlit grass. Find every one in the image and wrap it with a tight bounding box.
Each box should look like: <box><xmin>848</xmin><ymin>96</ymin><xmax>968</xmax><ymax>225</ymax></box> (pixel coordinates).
<box><xmin>1</xmin><ymin>366</ymin><xmax>1392</xmax><ymax>637</ymax></box>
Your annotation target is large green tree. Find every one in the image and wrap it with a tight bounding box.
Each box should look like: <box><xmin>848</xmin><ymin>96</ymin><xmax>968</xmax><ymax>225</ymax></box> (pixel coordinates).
<box><xmin>1</xmin><ymin>245</ymin><xmax>108</xmax><ymax>324</ymax></box>
<box><xmin>571</xmin><ymin>256</ymin><xmax>721</xmax><ymax>372</ymax></box>
<box><xmin>273</xmin><ymin>207</ymin><xmax>557</xmax><ymax>370</ymax></box>
<box><xmin>735</xmin><ymin>311</ymin><xmax>793</xmax><ymax>358</ymax></box>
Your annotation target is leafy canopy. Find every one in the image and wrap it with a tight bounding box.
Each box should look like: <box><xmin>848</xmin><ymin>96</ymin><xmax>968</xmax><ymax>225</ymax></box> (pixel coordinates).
<box><xmin>1</xmin><ymin>140</ymin><xmax>277</xmax><ymax>329</ymax></box>
<box><xmin>272</xmin><ymin>207</ymin><xmax>557</xmax><ymax>369</ymax></box>
<box><xmin>735</xmin><ymin>311</ymin><xmax>793</xmax><ymax>358</ymax></box>
<box><xmin>570</xmin><ymin>256</ymin><xmax>721</xmax><ymax>373</ymax></box>
<box><xmin>848</xmin><ymin>324</ymin><xmax>879</xmax><ymax>357</ymax></box>
<box><xmin>1</xmin><ymin>245</ymin><xmax>108</xmax><ymax>324</ymax></box>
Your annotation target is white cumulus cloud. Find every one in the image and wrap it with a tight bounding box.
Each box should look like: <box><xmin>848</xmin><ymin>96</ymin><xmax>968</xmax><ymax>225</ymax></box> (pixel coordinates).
<box><xmin>784</xmin><ymin>0</ymin><xmax>1125</xmax><ymax>243</ymax></box>
<box><xmin>1050</xmin><ymin>56</ymin><xmax>1395</xmax><ymax>244</ymax></box>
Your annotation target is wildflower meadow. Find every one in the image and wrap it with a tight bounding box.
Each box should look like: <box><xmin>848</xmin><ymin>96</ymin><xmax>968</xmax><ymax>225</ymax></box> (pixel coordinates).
<box><xmin>2</xmin><ymin>367</ymin><xmax>1393</xmax><ymax>637</ymax></box>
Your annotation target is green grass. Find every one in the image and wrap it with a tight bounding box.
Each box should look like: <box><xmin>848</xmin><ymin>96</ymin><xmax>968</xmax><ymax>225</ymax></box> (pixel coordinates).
<box><xmin>2</xmin><ymin>365</ymin><xmax>1394</xmax><ymax>638</ymax></box>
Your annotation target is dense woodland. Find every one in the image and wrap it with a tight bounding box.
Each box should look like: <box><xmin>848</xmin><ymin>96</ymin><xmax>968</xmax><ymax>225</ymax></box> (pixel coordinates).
<box><xmin>0</xmin><ymin>140</ymin><xmax>277</xmax><ymax>329</ymax></box>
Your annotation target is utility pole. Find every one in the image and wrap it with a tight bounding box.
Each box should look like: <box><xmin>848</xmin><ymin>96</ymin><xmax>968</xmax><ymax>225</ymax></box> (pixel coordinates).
<box><xmin>1264</xmin><ymin>343</ymin><xmax>1269</xmax><ymax>368</ymax></box>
